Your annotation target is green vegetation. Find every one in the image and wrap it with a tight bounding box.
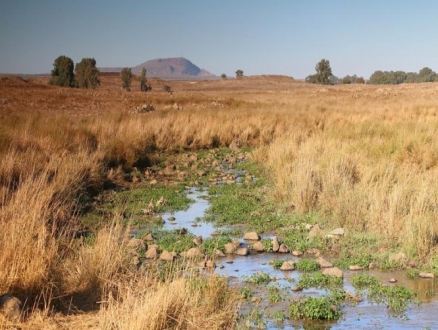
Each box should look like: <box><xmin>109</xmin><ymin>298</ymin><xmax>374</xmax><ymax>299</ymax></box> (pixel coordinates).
<box><xmin>49</xmin><ymin>55</ymin><xmax>75</xmax><ymax>87</ymax></box>
<box><xmin>200</xmin><ymin>236</ymin><xmax>232</xmax><ymax>255</ymax></box>
<box><xmin>368</xmin><ymin>67</ymin><xmax>437</xmax><ymax>84</ymax></box>
<box><xmin>289</xmin><ymin>292</ymin><xmax>344</xmax><ymax>320</ymax></box>
<box><xmin>352</xmin><ymin>274</ymin><xmax>413</xmax><ymax>313</ymax></box>
<box><xmin>267</xmin><ymin>284</ymin><xmax>282</xmax><ymax>303</ymax></box>
<box><xmin>239</xmin><ymin>286</ymin><xmax>253</xmax><ymax>299</ymax></box>
<box><xmin>221</xmin><ymin>73</ymin><xmax>227</xmax><ymax>79</ymax></box>
<box><xmin>298</xmin><ymin>272</ymin><xmax>343</xmax><ymax>289</ymax></box>
<box><xmin>306</xmin><ymin>59</ymin><xmax>333</xmax><ymax>85</ymax></box>
<box><xmin>295</xmin><ymin>259</ymin><xmax>320</xmax><ymax>272</ymax></box>
<box><xmin>140</xmin><ymin>67</ymin><xmax>151</xmax><ymax>91</ymax></box>
<box><xmin>75</xmin><ymin>57</ymin><xmax>100</xmax><ymax>89</ymax></box>
<box><xmin>147</xmin><ymin>229</ymin><xmax>195</xmax><ymax>253</ymax></box>
<box><xmin>243</xmin><ymin>272</ymin><xmax>272</xmax><ymax>285</ymax></box>
<box><xmin>235</xmin><ymin>70</ymin><xmax>244</xmax><ymax>78</ymax></box>
<box><xmin>268</xmin><ymin>259</ymin><xmax>284</xmax><ymax>269</ymax></box>
<box><xmin>121</xmin><ymin>67</ymin><xmax>133</xmax><ymax>91</ymax></box>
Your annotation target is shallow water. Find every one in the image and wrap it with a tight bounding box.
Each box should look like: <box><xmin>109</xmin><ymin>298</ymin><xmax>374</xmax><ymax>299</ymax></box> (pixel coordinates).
<box><xmin>156</xmin><ymin>186</ymin><xmax>438</xmax><ymax>329</ymax></box>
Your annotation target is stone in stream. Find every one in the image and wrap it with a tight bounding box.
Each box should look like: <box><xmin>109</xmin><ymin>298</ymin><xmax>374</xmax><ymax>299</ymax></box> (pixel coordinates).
<box><xmin>145</xmin><ymin>247</ymin><xmax>158</xmax><ymax>259</ymax></box>
<box><xmin>214</xmin><ymin>248</ymin><xmax>226</xmax><ymax>258</ymax></box>
<box><xmin>243</xmin><ymin>231</ymin><xmax>261</xmax><ymax>241</ymax></box>
<box><xmin>159</xmin><ymin>250</ymin><xmax>175</xmax><ymax>261</ymax></box>
<box><xmin>278</xmin><ymin>244</ymin><xmax>290</xmax><ymax>253</ymax></box>
<box><xmin>280</xmin><ymin>261</ymin><xmax>295</xmax><ymax>271</ymax></box>
<box><xmin>193</xmin><ymin>236</ymin><xmax>203</xmax><ymax>246</ymax></box>
<box><xmin>349</xmin><ymin>265</ymin><xmax>364</xmax><ymax>271</ymax></box>
<box><xmin>252</xmin><ymin>241</ymin><xmax>265</xmax><ymax>252</ymax></box>
<box><xmin>272</xmin><ymin>236</ymin><xmax>280</xmax><ymax>252</ymax></box>
<box><xmin>317</xmin><ymin>256</ymin><xmax>333</xmax><ymax>268</ymax></box>
<box><xmin>143</xmin><ymin>233</ymin><xmax>154</xmax><ymax>241</ymax></box>
<box><xmin>292</xmin><ymin>250</ymin><xmax>303</xmax><ymax>257</ymax></box>
<box><xmin>168</xmin><ymin>216</ymin><xmax>176</xmax><ymax>221</ymax></box>
<box><xmin>127</xmin><ymin>238</ymin><xmax>146</xmax><ymax>250</ymax></box>
<box><xmin>206</xmin><ymin>260</ymin><xmax>216</xmax><ymax>268</ymax></box>
<box><xmin>292</xmin><ymin>286</ymin><xmax>303</xmax><ymax>292</ymax></box>
<box><xmin>389</xmin><ymin>278</ymin><xmax>397</xmax><ymax>283</ymax></box>
<box><xmin>224</xmin><ymin>243</ymin><xmax>238</xmax><ymax>254</ymax></box>
<box><xmin>182</xmin><ymin>247</ymin><xmax>205</xmax><ymax>259</ymax></box>
<box><xmin>322</xmin><ymin>267</ymin><xmax>343</xmax><ymax>278</ymax></box>
<box><xmin>419</xmin><ymin>272</ymin><xmax>435</xmax><ymax>278</ymax></box>
<box><xmin>232</xmin><ymin>239</ymin><xmax>241</xmax><ymax>247</ymax></box>
<box><xmin>0</xmin><ymin>294</ymin><xmax>22</xmax><ymax>322</ymax></box>
<box><xmin>234</xmin><ymin>248</ymin><xmax>249</xmax><ymax>256</ymax></box>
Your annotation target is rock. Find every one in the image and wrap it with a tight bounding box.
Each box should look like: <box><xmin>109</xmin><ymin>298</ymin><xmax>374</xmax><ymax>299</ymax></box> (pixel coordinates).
<box><xmin>280</xmin><ymin>261</ymin><xmax>295</xmax><ymax>271</ymax></box>
<box><xmin>308</xmin><ymin>224</ymin><xmax>321</xmax><ymax>238</ymax></box>
<box><xmin>235</xmin><ymin>248</ymin><xmax>249</xmax><ymax>256</ymax></box>
<box><xmin>278</xmin><ymin>244</ymin><xmax>290</xmax><ymax>253</ymax></box>
<box><xmin>172</xmin><ymin>102</ymin><xmax>180</xmax><ymax>110</ymax></box>
<box><xmin>317</xmin><ymin>257</ymin><xmax>333</xmax><ymax>268</ymax></box>
<box><xmin>368</xmin><ymin>262</ymin><xmax>376</xmax><ymax>269</ymax></box>
<box><xmin>389</xmin><ymin>252</ymin><xmax>408</xmax><ymax>265</ymax></box>
<box><xmin>272</xmin><ymin>236</ymin><xmax>280</xmax><ymax>252</ymax></box>
<box><xmin>243</xmin><ymin>232</ymin><xmax>261</xmax><ymax>241</ymax></box>
<box><xmin>345</xmin><ymin>291</ymin><xmax>363</xmax><ymax>303</ymax></box>
<box><xmin>179</xmin><ymin>228</ymin><xmax>187</xmax><ymax>235</ymax></box>
<box><xmin>159</xmin><ymin>250</ymin><xmax>175</xmax><ymax>261</ymax></box>
<box><xmin>323</xmin><ymin>267</ymin><xmax>343</xmax><ymax>278</ymax></box>
<box><xmin>252</xmin><ymin>241</ymin><xmax>265</xmax><ymax>252</ymax></box>
<box><xmin>206</xmin><ymin>260</ymin><xmax>216</xmax><ymax>268</ymax></box>
<box><xmin>224</xmin><ymin>243</ymin><xmax>237</xmax><ymax>254</ymax></box>
<box><xmin>306</xmin><ymin>248</ymin><xmax>321</xmax><ymax>257</ymax></box>
<box><xmin>389</xmin><ymin>278</ymin><xmax>397</xmax><ymax>283</ymax></box>
<box><xmin>211</xmin><ymin>231</ymin><xmax>220</xmax><ymax>236</ymax></box>
<box><xmin>196</xmin><ymin>260</ymin><xmax>206</xmax><ymax>268</ymax></box>
<box><xmin>349</xmin><ymin>265</ymin><xmax>364</xmax><ymax>271</ymax></box>
<box><xmin>305</xmin><ymin>223</ymin><xmax>314</xmax><ymax>230</ymax></box>
<box><xmin>292</xmin><ymin>286</ymin><xmax>303</xmax><ymax>292</ymax></box>
<box><xmin>214</xmin><ymin>248</ymin><xmax>226</xmax><ymax>258</ymax></box>
<box><xmin>184</xmin><ymin>247</ymin><xmax>205</xmax><ymax>259</ymax></box>
<box><xmin>327</xmin><ymin>228</ymin><xmax>345</xmax><ymax>237</ymax></box>
<box><xmin>0</xmin><ymin>294</ymin><xmax>21</xmax><ymax>322</ymax></box>
<box><xmin>150</xmin><ymin>179</ymin><xmax>158</xmax><ymax>185</ymax></box>
<box><xmin>143</xmin><ymin>233</ymin><xmax>154</xmax><ymax>241</ymax></box>
<box><xmin>193</xmin><ymin>236</ymin><xmax>203</xmax><ymax>245</ymax></box>
<box><xmin>292</xmin><ymin>250</ymin><xmax>303</xmax><ymax>257</ymax></box>
<box><xmin>232</xmin><ymin>240</ymin><xmax>241</xmax><ymax>247</ymax></box>
<box><xmin>229</xmin><ymin>139</ymin><xmax>241</xmax><ymax>152</ymax></box>
<box><xmin>419</xmin><ymin>272</ymin><xmax>435</xmax><ymax>278</ymax></box>
<box><xmin>132</xmin><ymin>256</ymin><xmax>141</xmax><ymax>266</ymax></box>
<box><xmin>127</xmin><ymin>238</ymin><xmax>146</xmax><ymax>250</ymax></box>
<box><xmin>168</xmin><ymin>216</ymin><xmax>176</xmax><ymax>221</ymax></box>
<box><xmin>145</xmin><ymin>247</ymin><xmax>158</xmax><ymax>259</ymax></box>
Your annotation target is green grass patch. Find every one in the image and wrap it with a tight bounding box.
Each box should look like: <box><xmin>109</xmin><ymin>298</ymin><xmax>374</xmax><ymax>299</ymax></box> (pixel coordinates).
<box><xmin>199</xmin><ymin>236</ymin><xmax>232</xmax><ymax>255</ymax></box>
<box><xmin>144</xmin><ymin>229</ymin><xmax>196</xmax><ymax>254</ymax></box>
<box><xmin>243</xmin><ymin>272</ymin><xmax>272</xmax><ymax>285</ymax></box>
<box><xmin>295</xmin><ymin>259</ymin><xmax>320</xmax><ymax>272</ymax></box>
<box><xmin>298</xmin><ymin>272</ymin><xmax>343</xmax><ymax>289</ymax></box>
<box><xmin>352</xmin><ymin>274</ymin><xmax>413</xmax><ymax>313</ymax></box>
<box><xmin>289</xmin><ymin>291</ymin><xmax>344</xmax><ymax>320</ymax></box>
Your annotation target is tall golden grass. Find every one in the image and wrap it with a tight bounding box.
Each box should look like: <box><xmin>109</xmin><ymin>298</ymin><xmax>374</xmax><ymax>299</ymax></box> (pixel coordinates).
<box><xmin>1</xmin><ymin>76</ymin><xmax>438</xmax><ymax>327</ymax></box>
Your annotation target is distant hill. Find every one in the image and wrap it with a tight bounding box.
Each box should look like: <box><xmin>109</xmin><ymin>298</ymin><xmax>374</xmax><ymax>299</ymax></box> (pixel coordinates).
<box><xmin>99</xmin><ymin>57</ymin><xmax>217</xmax><ymax>80</ymax></box>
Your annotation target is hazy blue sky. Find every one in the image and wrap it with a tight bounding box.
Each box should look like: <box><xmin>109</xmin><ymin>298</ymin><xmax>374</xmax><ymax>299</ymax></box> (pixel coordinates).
<box><xmin>1</xmin><ymin>1</ymin><xmax>438</xmax><ymax>79</ymax></box>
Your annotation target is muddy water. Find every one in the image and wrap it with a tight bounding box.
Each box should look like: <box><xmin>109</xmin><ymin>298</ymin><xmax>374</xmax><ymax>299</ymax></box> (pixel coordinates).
<box><xmin>159</xmin><ymin>187</ymin><xmax>438</xmax><ymax>329</ymax></box>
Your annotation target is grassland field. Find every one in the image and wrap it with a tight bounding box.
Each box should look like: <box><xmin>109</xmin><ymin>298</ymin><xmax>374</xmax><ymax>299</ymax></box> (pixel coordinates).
<box><xmin>1</xmin><ymin>74</ymin><xmax>438</xmax><ymax>328</ymax></box>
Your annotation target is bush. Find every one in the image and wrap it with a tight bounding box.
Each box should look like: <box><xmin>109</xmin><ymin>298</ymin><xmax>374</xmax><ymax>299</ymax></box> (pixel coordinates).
<box><xmin>121</xmin><ymin>67</ymin><xmax>132</xmax><ymax>91</ymax></box>
<box><xmin>49</xmin><ymin>55</ymin><xmax>75</xmax><ymax>87</ymax></box>
<box><xmin>75</xmin><ymin>58</ymin><xmax>100</xmax><ymax>89</ymax></box>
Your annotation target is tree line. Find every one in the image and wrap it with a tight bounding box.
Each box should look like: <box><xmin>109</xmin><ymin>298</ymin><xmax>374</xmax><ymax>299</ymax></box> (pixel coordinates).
<box><xmin>306</xmin><ymin>59</ymin><xmax>438</xmax><ymax>85</ymax></box>
<box><xmin>50</xmin><ymin>55</ymin><xmax>151</xmax><ymax>91</ymax></box>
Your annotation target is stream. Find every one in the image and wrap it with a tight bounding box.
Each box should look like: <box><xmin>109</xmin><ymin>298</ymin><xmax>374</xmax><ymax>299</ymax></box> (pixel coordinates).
<box><xmin>151</xmin><ymin>186</ymin><xmax>438</xmax><ymax>329</ymax></box>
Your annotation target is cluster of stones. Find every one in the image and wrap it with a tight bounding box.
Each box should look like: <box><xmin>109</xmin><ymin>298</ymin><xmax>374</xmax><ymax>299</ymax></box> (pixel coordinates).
<box><xmin>133</xmin><ymin>104</ymin><xmax>155</xmax><ymax>113</ymax></box>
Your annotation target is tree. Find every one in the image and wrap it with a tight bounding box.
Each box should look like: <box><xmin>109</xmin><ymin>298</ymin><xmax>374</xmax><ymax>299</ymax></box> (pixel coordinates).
<box><xmin>49</xmin><ymin>55</ymin><xmax>75</xmax><ymax>87</ymax></box>
<box><xmin>121</xmin><ymin>68</ymin><xmax>132</xmax><ymax>91</ymax></box>
<box><xmin>75</xmin><ymin>58</ymin><xmax>100</xmax><ymax>89</ymax></box>
<box><xmin>355</xmin><ymin>77</ymin><xmax>365</xmax><ymax>84</ymax></box>
<box><xmin>221</xmin><ymin>73</ymin><xmax>227</xmax><ymax>79</ymax></box>
<box><xmin>417</xmin><ymin>67</ymin><xmax>436</xmax><ymax>82</ymax></box>
<box><xmin>140</xmin><ymin>67</ymin><xmax>148</xmax><ymax>91</ymax></box>
<box><xmin>342</xmin><ymin>75</ymin><xmax>351</xmax><ymax>84</ymax></box>
<box><xmin>235</xmin><ymin>70</ymin><xmax>244</xmax><ymax>78</ymax></box>
<box><xmin>315</xmin><ymin>59</ymin><xmax>332</xmax><ymax>85</ymax></box>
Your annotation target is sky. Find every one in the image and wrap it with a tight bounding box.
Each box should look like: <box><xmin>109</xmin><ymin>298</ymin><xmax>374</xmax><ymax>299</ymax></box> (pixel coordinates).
<box><xmin>1</xmin><ymin>0</ymin><xmax>438</xmax><ymax>79</ymax></box>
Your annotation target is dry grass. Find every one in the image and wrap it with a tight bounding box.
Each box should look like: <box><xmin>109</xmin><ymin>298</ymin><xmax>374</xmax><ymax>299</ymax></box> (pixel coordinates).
<box><xmin>1</xmin><ymin>75</ymin><xmax>438</xmax><ymax>327</ymax></box>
